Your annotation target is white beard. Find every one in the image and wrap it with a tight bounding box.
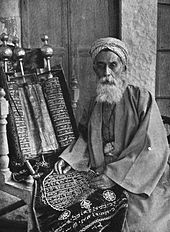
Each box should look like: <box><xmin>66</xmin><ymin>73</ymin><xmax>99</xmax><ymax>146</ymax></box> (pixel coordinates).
<box><xmin>96</xmin><ymin>76</ymin><xmax>126</xmax><ymax>104</ymax></box>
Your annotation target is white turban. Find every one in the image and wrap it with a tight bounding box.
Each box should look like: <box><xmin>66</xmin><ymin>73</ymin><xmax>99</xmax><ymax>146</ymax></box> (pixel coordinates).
<box><xmin>89</xmin><ymin>37</ymin><xmax>128</xmax><ymax>67</ymax></box>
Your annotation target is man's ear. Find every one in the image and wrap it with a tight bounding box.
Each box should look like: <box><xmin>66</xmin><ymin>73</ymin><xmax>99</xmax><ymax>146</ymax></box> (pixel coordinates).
<box><xmin>120</xmin><ymin>62</ymin><xmax>126</xmax><ymax>73</ymax></box>
<box><xmin>93</xmin><ymin>63</ymin><xmax>97</xmax><ymax>74</ymax></box>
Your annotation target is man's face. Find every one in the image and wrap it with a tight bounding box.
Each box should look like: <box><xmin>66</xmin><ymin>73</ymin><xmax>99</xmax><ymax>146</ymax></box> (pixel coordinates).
<box><xmin>93</xmin><ymin>50</ymin><xmax>126</xmax><ymax>104</ymax></box>
<box><xmin>93</xmin><ymin>50</ymin><xmax>124</xmax><ymax>83</ymax></box>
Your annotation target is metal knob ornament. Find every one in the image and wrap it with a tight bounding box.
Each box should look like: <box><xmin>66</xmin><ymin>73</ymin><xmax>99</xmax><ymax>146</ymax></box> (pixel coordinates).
<box><xmin>12</xmin><ymin>37</ymin><xmax>26</xmax><ymax>82</ymax></box>
<box><xmin>0</xmin><ymin>33</ymin><xmax>13</xmax><ymax>73</ymax></box>
<box><xmin>41</xmin><ymin>34</ymin><xmax>53</xmax><ymax>78</ymax></box>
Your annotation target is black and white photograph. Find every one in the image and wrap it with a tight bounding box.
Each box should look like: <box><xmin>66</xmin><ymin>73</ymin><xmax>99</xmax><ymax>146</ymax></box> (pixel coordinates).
<box><xmin>0</xmin><ymin>1</ymin><xmax>170</xmax><ymax>231</ymax></box>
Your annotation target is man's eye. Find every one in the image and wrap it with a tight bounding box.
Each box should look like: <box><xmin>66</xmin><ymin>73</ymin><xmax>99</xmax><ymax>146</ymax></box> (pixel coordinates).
<box><xmin>97</xmin><ymin>63</ymin><xmax>105</xmax><ymax>69</ymax></box>
<box><xmin>110</xmin><ymin>63</ymin><xmax>117</xmax><ymax>69</ymax></box>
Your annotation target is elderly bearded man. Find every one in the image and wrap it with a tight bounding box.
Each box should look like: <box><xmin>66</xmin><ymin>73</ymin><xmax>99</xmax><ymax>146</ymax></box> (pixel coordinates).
<box><xmin>55</xmin><ymin>38</ymin><xmax>170</xmax><ymax>232</ymax></box>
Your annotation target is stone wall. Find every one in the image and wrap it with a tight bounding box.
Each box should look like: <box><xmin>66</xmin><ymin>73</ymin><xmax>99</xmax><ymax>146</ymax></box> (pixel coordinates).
<box><xmin>121</xmin><ymin>0</ymin><xmax>158</xmax><ymax>95</ymax></box>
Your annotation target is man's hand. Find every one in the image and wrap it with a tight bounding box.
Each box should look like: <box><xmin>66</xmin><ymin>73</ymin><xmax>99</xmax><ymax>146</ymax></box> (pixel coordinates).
<box><xmin>90</xmin><ymin>174</ymin><xmax>115</xmax><ymax>189</ymax></box>
<box><xmin>54</xmin><ymin>158</ymin><xmax>72</xmax><ymax>174</ymax></box>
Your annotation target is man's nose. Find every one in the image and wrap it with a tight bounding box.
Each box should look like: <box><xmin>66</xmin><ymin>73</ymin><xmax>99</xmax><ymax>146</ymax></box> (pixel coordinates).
<box><xmin>104</xmin><ymin>65</ymin><xmax>111</xmax><ymax>76</ymax></box>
